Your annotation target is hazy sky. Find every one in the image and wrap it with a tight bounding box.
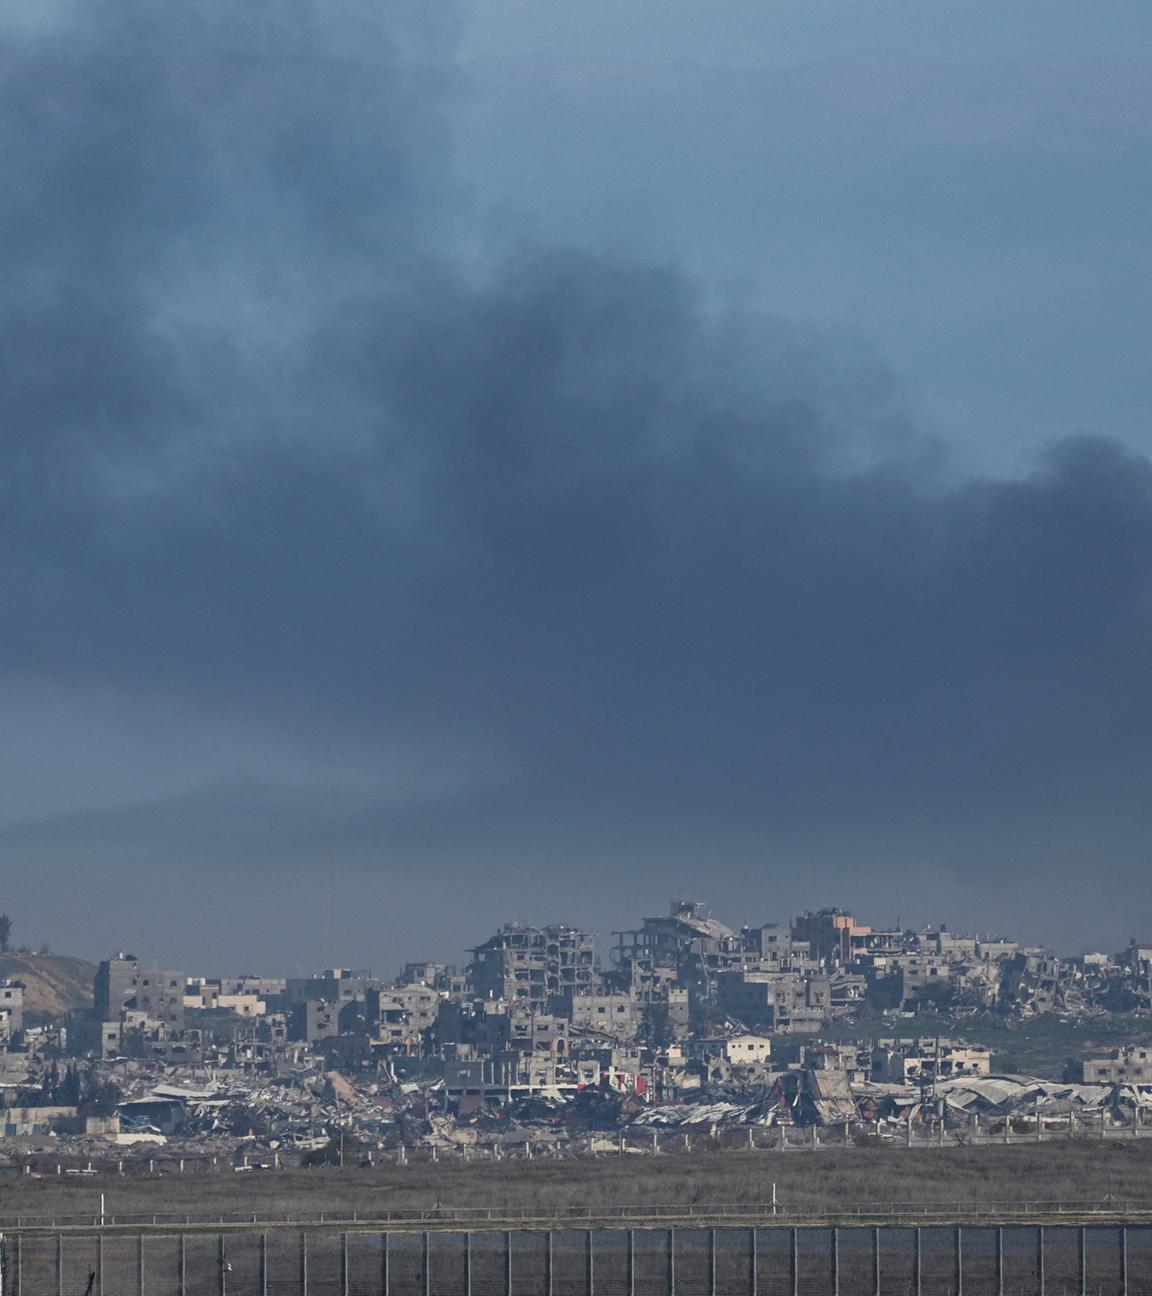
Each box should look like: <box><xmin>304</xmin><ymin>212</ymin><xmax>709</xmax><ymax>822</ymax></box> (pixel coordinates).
<box><xmin>1</xmin><ymin>0</ymin><xmax>1150</xmax><ymax>973</ymax></box>
<box><xmin>458</xmin><ymin>0</ymin><xmax>1152</xmax><ymax>473</ymax></box>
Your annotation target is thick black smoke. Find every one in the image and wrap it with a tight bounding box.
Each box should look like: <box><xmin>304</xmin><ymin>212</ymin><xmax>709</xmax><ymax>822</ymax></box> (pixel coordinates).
<box><xmin>1</xmin><ymin>0</ymin><xmax>1150</xmax><ymax>963</ymax></box>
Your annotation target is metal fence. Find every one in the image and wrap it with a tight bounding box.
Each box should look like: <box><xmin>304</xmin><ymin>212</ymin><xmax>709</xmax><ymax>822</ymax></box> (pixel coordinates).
<box><xmin>3</xmin><ymin>1225</ymin><xmax>1151</xmax><ymax>1296</ymax></box>
<box><xmin>5</xmin><ymin>1113</ymin><xmax>1152</xmax><ymax>1184</ymax></box>
<box><xmin>3</xmin><ymin>1204</ymin><xmax>1152</xmax><ymax>1231</ymax></box>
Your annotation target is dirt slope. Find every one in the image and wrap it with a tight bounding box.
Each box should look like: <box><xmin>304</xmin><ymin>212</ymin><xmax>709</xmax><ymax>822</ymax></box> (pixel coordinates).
<box><xmin>0</xmin><ymin>953</ymin><xmax>95</xmax><ymax>1016</ymax></box>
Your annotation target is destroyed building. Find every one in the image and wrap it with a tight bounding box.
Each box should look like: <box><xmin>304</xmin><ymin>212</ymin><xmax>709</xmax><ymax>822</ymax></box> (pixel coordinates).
<box><xmin>10</xmin><ymin>899</ymin><xmax>1152</xmax><ymax>1169</ymax></box>
<box><xmin>998</xmin><ymin>952</ymin><xmax>1064</xmax><ymax>1014</ymax></box>
<box><xmin>94</xmin><ymin>954</ymin><xmax>185</xmax><ymax>1031</ymax></box>
<box><xmin>69</xmin><ymin>954</ymin><xmax>187</xmax><ymax>1058</ymax></box>
<box><xmin>790</xmin><ymin>909</ymin><xmax>872</xmax><ymax>964</ymax></box>
<box><xmin>870</xmin><ymin>1039</ymin><xmax>993</xmax><ymax>1084</ymax></box>
<box><xmin>1074</xmin><ymin>1045</ymin><xmax>1152</xmax><ymax>1084</ymax></box>
<box><xmin>468</xmin><ymin>924</ymin><xmax>597</xmax><ymax>1009</ymax></box>
<box><xmin>612</xmin><ymin>900</ymin><xmax>746</xmax><ymax>1006</ymax></box>
<box><xmin>0</xmin><ymin>980</ymin><xmax>24</xmax><ymax>1043</ymax></box>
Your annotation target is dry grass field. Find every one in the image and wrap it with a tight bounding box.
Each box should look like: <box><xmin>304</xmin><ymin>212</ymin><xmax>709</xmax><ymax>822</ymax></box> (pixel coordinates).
<box><xmin>3</xmin><ymin>1141</ymin><xmax>1152</xmax><ymax>1227</ymax></box>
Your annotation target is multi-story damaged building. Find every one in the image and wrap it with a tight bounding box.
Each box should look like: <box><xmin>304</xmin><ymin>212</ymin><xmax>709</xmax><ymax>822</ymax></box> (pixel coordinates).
<box><xmin>184</xmin><ymin>979</ymin><xmax>268</xmax><ymax>1017</ymax></box>
<box><xmin>998</xmin><ymin>952</ymin><xmax>1064</xmax><ymax>1014</ymax></box>
<box><xmin>445</xmin><ymin>1050</ymin><xmax>593</xmax><ymax>1102</ymax></box>
<box><xmin>570</xmin><ymin>981</ymin><xmax>691</xmax><ymax>1039</ymax></box>
<box><xmin>740</xmin><ymin>924</ymin><xmax>813</xmax><ymax>967</ymax></box>
<box><xmin>436</xmin><ymin>997</ymin><xmax>567</xmax><ymax>1052</ymax></box>
<box><xmin>290</xmin><ymin>999</ymin><xmax>345</xmax><ymax>1043</ymax></box>
<box><xmin>76</xmin><ymin>953</ymin><xmax>186</xmax><ymax>1054</ymax></box>
<box><xmin>686</xmin><ymin>1034</ymin><xmax>772</xmax><ymax>1069</ymax></box>
<box><xmin>716</xmin><ymin>969</ymin><xmax>809</xmax><ymax>1032</ymax></box>
<box><xmin>93</xmin><ymin>954</ymin><xmax>140</xmax><ymax>1021</ymax></box>
<box><xmin>508</xmin><ymin>1011</ymin><xmax>569</xmax><ymax>1056</ymax></box>
<box><xmin>367</xmin><ymin>983</ymin><xmax>442</xmax><ymax>1049</ymax></box>
<box><xmin>400</xmin><ymin>962</ymin><xmax>457</xmax><ymax>989</ymax></box>
<box><xmin>468</xmin><ymin>924</ymin><xmax>597</xmax><ymax>1009</ymax></box>
<box><xmin>791</xmin><ymin>909</ymin><xmax>871</xmax><ymax>964</ymax></box>
<box><xmin>870</xmin><ymin>1039</ymin><xmax>993</xmax><ymax>1084</ymax></box>
<box><xmin>1073</xmin><ymin>1045</ymin><xmax>1152</xmax><ymax>1084</ymax></box>
<box><xmin>284</xmin><ymin>969</ymin><xmax>375</xmax><ymax>1008</ymax></box>
<box><xmin>612</xmin><ymin>901</ymin><xmax>749</xmax><ymax>1007</ymax></box>
<box><xmin>893</xmin><ymin>955</ymin><xmax>954</xmax><ymax>1006</ymax></box>
<box><xmin>26</xmin><ymin>902</ymin><xmax>1148</xmax><ymax>1144</ymax></box>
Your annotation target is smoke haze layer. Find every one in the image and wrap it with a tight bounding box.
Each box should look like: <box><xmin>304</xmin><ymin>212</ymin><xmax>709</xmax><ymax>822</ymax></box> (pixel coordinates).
<box><xmin>1</xmin><ymin>0</ymin><xmax>1150</xmax><ymax>968</ymax></box>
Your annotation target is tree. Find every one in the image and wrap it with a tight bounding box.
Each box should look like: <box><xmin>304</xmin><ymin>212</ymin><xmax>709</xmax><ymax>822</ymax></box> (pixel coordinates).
<box><xmin>78</xmin><ymin>1065</ymin><xmax>121</xmax><ymax>1119</ymax></box>
<box><xmin>0</xmin><ymin>913</ymin><xmax>11</xmax><ymax>954</ymax></box>
<box><xmin>639</xmin><ymin>1003</ymin><xmax>674</xmax><ymax>1050</ymax></box>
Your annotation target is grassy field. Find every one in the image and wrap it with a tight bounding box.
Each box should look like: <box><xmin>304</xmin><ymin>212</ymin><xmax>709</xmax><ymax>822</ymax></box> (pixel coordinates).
<box><xmin>4</xmin><ymin>1142</ymin><xmax>1152</xmax><ymax>1225</ymax></box>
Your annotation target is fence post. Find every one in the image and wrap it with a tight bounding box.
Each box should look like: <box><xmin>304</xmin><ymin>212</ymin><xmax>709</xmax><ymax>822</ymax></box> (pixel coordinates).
<box><xmin>629</xmin><ymin>1230</ymin><xmax>636</xmax><ymax>1296</ymax></box>
<box><xmin>300</xmin><ymin>1232</ymin><xmax>308</xmax><ymax>1296</ymax></box>
<box><xmin>1037</xmin><ymin>1226</ymin><xmax>1045</xmax><ymax>1296</ymax></box>
<box><xmin>831</xmin><ymin>1228</ymin><xmax>839</xmax><ymax>1296</ymax></box>
<box><xmin>218</xmin><ymin>1234</ymin><xmax>226</xmax><ymax>1296</ymax></box>
<box><xmin>424</xmin><ymin>1232</ymin><xmax>431</xmax><ymax>1296</ymax></box>
<box><xmin>872</xmin><ymin>1227</ymin><xmax>880</xmax><ymax>1296</ymax></box>
<box><xmin>955</xmin><ymin>1226</ymin><xmax>963</xmax><ymax>1296</ymax></box>
<box><xmin>750</xmin><ymin>1228</ymin><xmax>757</xmax><ymax>1296</ymax></box>
<box><xmin>260</xmin><ymin>1234</ymin><xmax>268</xmax><ymax>1296</ymax></box>
<box><xmin>139</xmin><ymin>1234</ymin><xmax>146</xmax><ymax>1296</ymax></box>
<box><xmin>382</xmin><ymin>1232</ymin><xmax>389</xmax><ymax>1296</ymax></box>
<box><xmin>1120</xmin><ymin>1226</ymin><xmax>1128</xmax><ymax>1296</ymax></box>
<box><xmin>545</xmin><ymin>1231</ymin><xmax>553</xmax><ymax>1296</ymax></box>
<box><xmin>791</xmin><ymin>1227</ymin><xmax>798</xmax><ymax>1296</ymax></box>
<box><xmin>583</xmin><ymin>1223</ymin><xmax>593</xmax><ymax>1296</ymax></box>
<box><xmin>996</xmin><ymin>1228</ymin><xmax>1003</xmax><ymax>1296</ymax></box>
<box><xmin>179</xmin><ymin>1233</ymin><xmax>186</xmax><ymax>1296</ymax></box>
<box><xmin>914</xmin><ymin>1227</ymin><xmax>921</xmax><ymax>1296</ymax></box>
<box><xmin>709</xmin><ymin>1229</ymin><xmax>716</xmax><ymax>1296</ymax></box>
<box><xmin>1078</xmin><ymin>1227</ymin><xmax>1086</xmax><ymax>1296</ymax></box>
<box><xmin>12</xmin><ymin>1233</ymin><xmax>19</xmax><ymax>1296</ymax></box>
<box><xmin>668</xmin><ymin>1228</ymin><xmax>676</xmax><ymax>1296</ymax></box>
<box><xmin>56</xmin><ymin>1234</ymin><xmax>64</xmax><ymax>1296</ymax></box>
<box><xmin>97</xmin><ymin>1231</ymin><xmax>104</xmax><ymax>1296</ymax></box>
<box><xmin>341</xmin><ymin>1234</ymin><xmax>349</xmax><ymax>1296</ymax></box>
<box><xmin>464</xmin><ymin>1232</ymin><xmax>472</xmax><ymax>1296</ymax></box>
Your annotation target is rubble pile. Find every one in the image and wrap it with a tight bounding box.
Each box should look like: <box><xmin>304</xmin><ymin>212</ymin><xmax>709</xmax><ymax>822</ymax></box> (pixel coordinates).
<box><xmin>4</xmin><ymin>1049</ymin><xmax>1152</xmax><ymax>1168</ymax></box>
